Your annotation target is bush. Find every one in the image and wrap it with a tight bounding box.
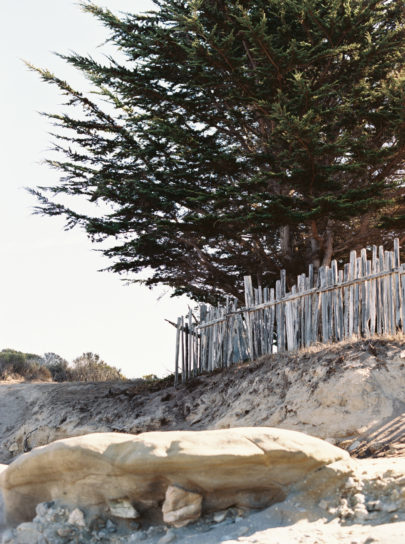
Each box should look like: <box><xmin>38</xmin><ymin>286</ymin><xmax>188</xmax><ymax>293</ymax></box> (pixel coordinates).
<box><xmin>0</xmin><ymin>349</ymin><xmax>51</xmax><ymax>381</ymax></box>
<box><xmin>42</xmin><ymin>352</ymin><xmax>70</xmax><ymax>382</ymax></box>
<box><xmin>0</xmin><ymin>349</ymin><xmax>126</xmax><ymax>382</ymax></box>
<box><xmin>142</xmin><ymin>374</ymin><xmax>159</xmax><ymax>382</ymax></box>
<box><xmin>69</xmin><ymin>352</ymin><xmax>126</xmax><ymax>382</ymax></box>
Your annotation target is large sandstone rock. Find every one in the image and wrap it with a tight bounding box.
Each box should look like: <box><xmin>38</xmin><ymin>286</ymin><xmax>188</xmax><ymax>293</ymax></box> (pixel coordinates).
<box><xmin>0</xmin><ymin>464</ymin><xmax>6</xmax><ymax>527</ymax></box>
<box><xmin>0</xmin><ymin>428</ymin><xmax>351</xmax><ymax>526</ymax></box>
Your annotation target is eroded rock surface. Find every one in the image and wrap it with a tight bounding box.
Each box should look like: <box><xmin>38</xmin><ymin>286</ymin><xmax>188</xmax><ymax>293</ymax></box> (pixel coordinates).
<box><xmin>0</xmin><ymin>427</ymin><xmax>350</xmax><ymax>526</ymax></box>
<box><xmin>1</xmin><ymin>458</ymin><xmax>405</xmax><ymax>544</ymax></box>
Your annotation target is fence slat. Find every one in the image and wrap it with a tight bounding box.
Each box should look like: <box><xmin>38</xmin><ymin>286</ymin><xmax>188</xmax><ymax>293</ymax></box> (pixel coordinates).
<box><xmin>394</xmin><ymin>239</ymin><xmax>402</xmax><ymax>330</ymax></box>
<box><xmin>370</xmin><ymin>247</ymin><xmax>378</xmax><ymax>335</ymax></box>
<box><xmin>174</xmin><ymin>317</ymin><xmax>181</xmax><ymax>385</ymax></box>
<box><xmin>401</xmin><ymin>264</ymin><xmax>405</xmax><ymax>334</ymax></box>
<box><xmin>360</xmin><ymin>249</ymin><xmax>370</xmax><ymax>337</ymax></box>
<box><xmin>275</xmin><ymin>279</ymin><xmax>282</xmax><ymax>352</ymax></box>
<box><xmin>244</xmin><ymin>276</ymin><xmax>255</xmax><ymax>360</ymax></box>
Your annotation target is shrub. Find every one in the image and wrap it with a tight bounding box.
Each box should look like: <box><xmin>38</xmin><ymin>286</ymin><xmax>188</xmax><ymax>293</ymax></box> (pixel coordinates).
<box><xmin>142</xmin><ymin>374</ymin><xmax>159</xmax><ymax>382</ymax></box>
<box><xmin>69</xmin><ymin>352</ymin><xmax>126</xmax><ymax>382</ymax></box>
<box><xmin>42</xmin><ymin>352</ymin><xmax>70</xmax><ymax>382</ymax></box>
<box><xmin>0</xmin><ymin>349</ymin><xmax>51</xmax><ymax>381</ymax></box>
<box><xmin>0</xmin><ymin>349</ymin><xmax>126</xmax><ymax>382</ymax></box>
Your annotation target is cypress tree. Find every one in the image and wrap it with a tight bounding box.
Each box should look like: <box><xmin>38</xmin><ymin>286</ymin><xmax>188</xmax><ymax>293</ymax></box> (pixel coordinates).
<box><xmin>29</xmin><ymin>0</ymin><xmax>405</xmax><ymax>301</ymax></box>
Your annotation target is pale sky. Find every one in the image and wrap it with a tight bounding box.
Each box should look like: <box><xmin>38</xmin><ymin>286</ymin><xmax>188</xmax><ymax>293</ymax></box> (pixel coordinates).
<box><xmin>0</xmin><ymin>0</ymin><xmax>192</xmax><ymax>378</ymax></box>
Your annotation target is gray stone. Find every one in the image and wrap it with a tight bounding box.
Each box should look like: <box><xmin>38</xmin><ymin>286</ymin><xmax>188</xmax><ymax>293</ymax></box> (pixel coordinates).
<box><xmin>108</xmin><ymin>499</ymin><xmax>139</xmax><ymax>520</ymax></box>
<box><xmin>158</xmin><ymin>529</ymin><xmax>176</xmax><ymax>544</ymax></box>
<box><xmin>213</xmin><ymin>510</ymin><xmax>228</xmax><ymax>523</ymax></box>
<box><xmin>15</xmin><ymin>522</ymin><xmax>42</xmax><ymax>544</ymax></box>
<box><xmin>1</xmin><ymin>529</ymin><xmax>15</xmax><ymax>544</ymax></box>
<box><xmin>56</xmin><ymin>525</ymin><xmax>76</xmax><ymax>537</ymax></box>
<box><xmin>106</xmin><ymin>519</ymin><xmax>117</xmax><ymax>532</ymax></box>
<box><xmin>68</xmin><ymin>508</ymin><xmax>85</xmax><ymax>527</ymax></box>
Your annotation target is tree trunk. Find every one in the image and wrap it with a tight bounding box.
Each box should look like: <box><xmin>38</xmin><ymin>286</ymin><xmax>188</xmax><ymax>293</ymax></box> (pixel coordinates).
<box><xmin>310</xmin><ymin>221</ymin><xmax>321</xmax><ymax>269</ymax></box>
<box><xmin>322</xmin><ymin>228</ymin><xmax>334</xmax><ymax>267</ymax></box>
<box><xmin>280</xmin><ymin>225</ymin><xmax>292</xmax><ymax>263</ymax></box>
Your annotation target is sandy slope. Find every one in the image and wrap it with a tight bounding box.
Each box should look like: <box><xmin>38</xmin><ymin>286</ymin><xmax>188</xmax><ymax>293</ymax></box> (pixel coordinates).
<box><xmin>0</xmin><ymin>338</ymin><xmax>404</xmax><ymax>464</ymax></box>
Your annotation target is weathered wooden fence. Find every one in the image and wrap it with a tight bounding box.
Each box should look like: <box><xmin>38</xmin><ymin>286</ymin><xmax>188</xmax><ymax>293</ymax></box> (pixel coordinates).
<box><xmin>174</xmin><ymin>239</ymin><xmax>405</xmax><ymax>383</ymax></box>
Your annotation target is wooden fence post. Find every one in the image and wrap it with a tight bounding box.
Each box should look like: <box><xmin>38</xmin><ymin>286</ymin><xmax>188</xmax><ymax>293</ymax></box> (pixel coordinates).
<box><xmin>175</xmin><ymin>239</ymin><xmax>403</xmax><ymax>381</ymax></box>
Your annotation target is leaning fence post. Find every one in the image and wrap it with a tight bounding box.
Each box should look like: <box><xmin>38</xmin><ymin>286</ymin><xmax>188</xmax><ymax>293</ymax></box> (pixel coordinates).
<box><xmin>244</xmin><ymin>276</ymin><xmax>255</xmax><ymax>361</ymax></box>
<box><xmin>174</xmin><ymin>317</ymin><xmax>181</xmax><ymax>386</ymax></box>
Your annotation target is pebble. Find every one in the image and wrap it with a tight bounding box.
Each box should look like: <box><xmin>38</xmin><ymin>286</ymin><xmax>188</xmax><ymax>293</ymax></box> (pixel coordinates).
<box><xmin>382</xmin><ymin>502</ymin><xmax>399</xmax><ymax>513</ymax></box>
<box><xmin>213</xmin><ymin>510</ymin><xmax>228</xmax><ymax>523</ymax></box>
<box><xmin>1</xmin><ymin>529</ymin><xmax>14</xmax><ymax>544</ymax></box>
<box><xmin>106</xmin><ymin>519</ymin><xmax>117</xmax><ymax>533</ymax></box>
<box><xmin>68</xmin><ymin>508</ymin><xmax>86</xmax><ymax>527</ymax></box>
<box><xmin>158</xmin><ymin>529</ymin><xmax>176</xmax><ymax>544</ymax></box>
<box><xmin>353</xmin><ymin>505</ymin><xmax>368</xmax><ymax>521</ymax></box>
<box><xmin>57</xmin><ymin>525</ymin><xmax>76</xmax><ymax>537</ymax></box>
<box><xmin>345</xmin><ymin>477</ymin><xmax>357</xmax><ymax>489</ymax></box>
<box><xmin>108</xmin><ymin>499</ymin><xmax>140</xmax><ymax>520</ymax></box>
<box><xmin>352</xmin><ymin>493</ymin><xmax>365</xmax><ymax>505</ymax></box>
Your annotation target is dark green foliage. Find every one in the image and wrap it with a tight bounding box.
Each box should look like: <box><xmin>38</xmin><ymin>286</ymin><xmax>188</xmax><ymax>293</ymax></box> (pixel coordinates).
<box><xmin>29</xmin><ymin>0</ymin><xmax>405</xmax><ymax>300</ymax></box>
<box><xmin>42</xmin><ymin>352</ymin><xmax>70</xmax><ymax>382</ymax></box>
<box><xmin>0</xmin><ymin>349</ymin><xmax>52</xmax><ymax>381</ymax></box>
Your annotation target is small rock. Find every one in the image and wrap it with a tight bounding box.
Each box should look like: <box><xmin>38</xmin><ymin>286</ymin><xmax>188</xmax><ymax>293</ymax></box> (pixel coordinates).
<box><xmin>238</xmin><ymin>526</ymin><xmax>249</xmax><ymax>536</ymax></box>
<box><xmin>1</xmin><ymin>529</ymin><xmax>15</xmax><ymax>544</ymax></box>
<box><xmin>345</xmin><ymin>477</ymin><xmax>357</xmax><ymax>489</ymax></box>
<box><xmin>16</xmin><ymin>522</ymin><xmax>42</xmax><ymax>544</ymax></box>
<box><xmin>108</xmin><ymin>498</ymin><xmax>140</xmax><ymax>520</ymax></box>
<box><xmin>213</xmin><ymin>510</ymin><xmax>228</xmax><ymax>523</ymax></box>
<box><xmin>318</xmin><ymin>500</ymin><xmax>329</xmax><ymax>510</ymax></box>
<box><xmin>57</xmin><ymin>526</ymin><xmax>76</xmax><ymax>537</ymax></box>
<box><xmin>368</xmin><ymin>442</ymin><xmax>385</xmax><ymax>454</ymax></box>
<box><xmin>366</xmin><ymin>500</ymin><xmax>382</xmax><ymax>511</ymax></box>
<box><xmin>162</xmin><ymin>485</ymin><xmax>202</xmax><ymax>528</ymax></box>
<box><xmin>348</xmin><ymin>440</ymin><xmax>361</xmax><ymax>452</ymax></box>
<box><xmin>106</xmin><ymin>518</ymin><xmax>118</xmax><ymax>532</ymax></box>
<box><xmin>8</xmin><ymin>443</ymin><xmax>18</xmax><ymax>453</ymax></box>
<box><xmin>36</xmin><ymin>502</ymin><xmax>54</xmax><ymax>519</ymax></box>
<box><xmin>158</xmin><ymin>529</ymin><xmax>176</xmax><ymax>544</ymax></box>
<box><xmin>127</xmin><ymin>534</ymin><xmax>146</xmax><ymax>543</ymax></box>
<box><xmin>400</xmin><ymin>350</ymin><xmax>405</xmax><ymax>359</ymax></box>
<box><xmin>354</xmin><ymin>505</ymin><xmax>368</xmax><ymax>520</ymax></box>
<box><xmin>337</xmin><ymin>498</ymin><xmax>353</xmax><ymax>519</ymax></box>
<box><xmin>352</xmin><ymin>493</ymin><xmax>365</xmax><ymax>505</ymax></box>
<box><xmin>381</xmin><ymin>502</ymin><xmax>399</xmax><ymax>513</ymax></box>
<box><xmin>68</xmin><ymin>508</ymin><xmax>86</xmax><ymax>527</ymax></box>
